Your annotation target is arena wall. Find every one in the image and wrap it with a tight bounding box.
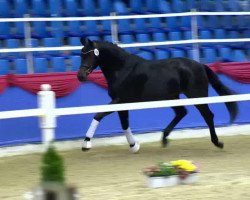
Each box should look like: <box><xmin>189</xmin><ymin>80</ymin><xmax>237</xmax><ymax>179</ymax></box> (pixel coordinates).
<box><xmin>0</xmin><ymin>74</ymin><xmax>249</xmax><ymax>147</ymax></box>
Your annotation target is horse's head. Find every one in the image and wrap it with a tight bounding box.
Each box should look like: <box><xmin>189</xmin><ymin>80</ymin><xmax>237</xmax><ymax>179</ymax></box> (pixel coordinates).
<box><xmin>77</xmin><ymin>38</ymin><xmax>100</xmax><ymax>82</ymax></box>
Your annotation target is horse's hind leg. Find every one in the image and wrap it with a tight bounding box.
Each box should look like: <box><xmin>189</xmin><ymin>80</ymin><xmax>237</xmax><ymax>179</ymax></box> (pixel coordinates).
<box><xmin>118</xmin><ymin>111</ymin><xmax>140</xmax><ymax>153</ymax></box>
<box><xmin>162</xmin><ymin>106</ymin><xmax>187</xmax><ymax>147</ymax></box>
<box><xmin>194</xmin><ymin>104</ymin><xmax>224</xmax><ymax>148</ymax></box>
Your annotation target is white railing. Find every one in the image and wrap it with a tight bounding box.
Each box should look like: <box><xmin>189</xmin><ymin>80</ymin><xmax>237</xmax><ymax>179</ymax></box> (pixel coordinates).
<box><xmin>0</xmin><ymin>84</ymin><xmax>250</xmax><ymax>150</ymax></box>
<box><xmin>0</xmin><ymin>11</ymin><xmax>249</xmax><ymax>72</ymax></box>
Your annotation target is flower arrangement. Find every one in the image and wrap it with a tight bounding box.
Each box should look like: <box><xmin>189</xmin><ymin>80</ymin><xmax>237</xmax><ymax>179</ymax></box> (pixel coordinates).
<box><xmin>143</xmin><ymin>160</ymin><xmax>199</xmax><ymax>188</ymax></box>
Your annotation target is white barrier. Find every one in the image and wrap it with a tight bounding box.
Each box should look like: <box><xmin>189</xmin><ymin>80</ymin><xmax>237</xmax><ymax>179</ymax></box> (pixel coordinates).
<box><xmin>0</xmin><ymin>84</ymin><xmax>250</xmax><ymax>151</ymax></box>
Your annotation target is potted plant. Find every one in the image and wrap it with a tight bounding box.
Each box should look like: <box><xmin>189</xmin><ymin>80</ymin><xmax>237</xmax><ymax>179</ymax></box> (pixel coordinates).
<box><xmin>143</xmin><ymin>160</ymin><xmax>199</xmax><ymax>188</ymax></box>
<box><xmin>25</xmin><ymin>145</ymin><xmax>79</xmax><ymax>200</ymax></box>
<box><xmin>143</xmin><ymin>162</ymin><xmax>179</xmax><ymax>188</ymax></box>
<box><xmin>170</xmin><ymin>160</ymin><xmax>199</xmax><ymax>184</ymax></box>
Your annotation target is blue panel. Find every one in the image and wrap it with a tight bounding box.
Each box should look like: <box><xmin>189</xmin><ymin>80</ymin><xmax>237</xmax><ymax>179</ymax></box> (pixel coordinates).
<box><xmin>83</xmin><ymin>21</ymin><xmax>99</xmax><ymax>36</ymax></box>
<box><xmin>117</xmin><ymin>19</ymin><xmax>132</xmax><ymax>34</ymax></box>
<box><xmin>164</xmin><ymin>17</ymin><xmax>178</xmax><ymax>30</ymax></box>
<box><xmin>130</xmin><ymin>0</ymin><xmax>143</xmax><ymax>14</ymax></box>
<box><xmin>0</xmin><ymin>59</ymin><xmax>9</xmax><ymax>75</ymax></box>
<box><xmin>103</xmin><ymin>35</ymin><xmax>112</xmax><ymax>43</ymax></box>
<box><xmin>183</xmin><ymin>30</ymin><xmax>192</xmax><ymax>40</ymax></box>
<box><xmin>113</xmin><ymin>0</ymin><xmax>128</xmax><ymax>14</ymax></box>
<box><xmin>50</xmin><ymin>21</ymin><xmax>64</xmax><ymax>40</ymax></box>
<box><xmin>146</xmin><ymin>0</ymin><xmax>159</xmax><ymax>13</ymax></box>
<box><xmin>202</xmin><ymin>47</ymin><xmax>217</xmax><ymax>64</ymax></box>
<box><xmin>51</xmin><ymin>57</ymin><xmax>66</xmax><ymax>72</ymax></box>
<box><xmin>5</xmin><ymin>39</ymin><xmax>21</xmax><ymax>59</ymax></box>
<box><xmin>32</xmin><ymin>21</ymin><xmax>51</xmax><ymax>38</ymax></box>
<box><xmin>64</xmin><ymin>0</ymin><xmax>78</xmax><ymax>16</ymax></box>
<box><xmin>14</xmin><ymin>58</ymin><xmax>28</xmax><ymax>74</ymax></box>
<box><xmin>34</xmin><ymin>57</ymin><xmax>49</xmax><ymax>73</ymax></box>
<box><xmin>136</xmin><ymin>51</ymin><xmax>153</xmax><ymax>60</ymax></box>
<box><xmin>169</xmin><ymin>31</ymin><xmax>182</xmax><ymax>48</ymax></box>
<box><xmin>136</xmin><ymin>33</ymin><xmax>152</xmax><ymax>52</ymax></box>
<box><xmin>120</xmin><ymin>34</ymin><xmax>135</xmax><ymax>53</ymax></box>
<box><xmin>42</xmin><ymin>37</ymin><xmax>61</xmax><ymax>56</ymax></box>
<box><xmin>134</xmin><ymin>18</ymin><xmax>147</xmax><ymax>33</ymax></box>
<box><xmin>171</xmin><ymin>48</ymin><xmax>185</xmax><ymax>58</ymax></box>
<box><xmin>155</xmin><ymin>49</ymin><xmax>169</xmax><ymax>59</ymax></box>
<box><xmin>13</xmin><ymin>22</ymin><xmax>25</xmax><ymax>39</ymax></box>
<box><xmin>48</xmin><ymin>0</ymin><xmax>62</xmax><ymax>16</ymax></box>
<box><xmin>98</xmin><ymin>0</ymin><xmax>112</xmax><ymax>15</ymax></box>
<box><xmin>218</xmin><ymin>47</ymin><xmax>232</xmax><ymax>62</ymax></box>
<box><xmin>100</xmin><ymin>20</ymin><xmax>111</xmax><ymax>35</ymax></box>
<box><xmin>214</xmin><ymin>29</ymin><xmax>226</xmax><ymax>39</ymax></box>
<box><xmin>69</xmin><ymin>37</ymin><xmax>81</xmax><ymax>55</ymax></box>
<box><xmin>14</xmin><ymin>0</ymin><xmax>28</xmax><ymax>17</ymax></box>
<box><xmin>0</xmin><ymin>0</ymin><xmax>11</xmax><ymax>17</ymax></box>
<box><xmin>0</xmin><ymin>22</ymin><xmax>11</xmax><ymax>39</ymax></box>
<box><xmin>232</xmin><ymin>50</ymin><xmax>248</xmax><ymax>62</ymax></box>
<box><xmin>32</xmin><ymin>0</ymin><xmax>47</xmax><ymax>16</ymax></box>
<box><xmin>66</xmin><ymin>21</ymin><xmax>82</xmax><ymax>37</ymax></box>
<box><xmin>70</xmin><ymin>55</ymin><xmax>81</xmax><ymax>71</ymax></box>
<box><xmin>81</xmin><ymin>0</ymin><xmax>96</xmax><ymax>16</ymax></box>
<box><xmin>172</xmin><ymin>0</ymin><xmax>185</xmax><ymax>12</ymax></box>
<box><xmin>158</xmin><ymin>0</ymin><xmax>171</xmax><ymax>13</ymax></box>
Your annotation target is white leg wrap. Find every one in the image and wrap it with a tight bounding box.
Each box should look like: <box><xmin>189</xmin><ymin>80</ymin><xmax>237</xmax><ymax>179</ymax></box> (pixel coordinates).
<box><xmin>82</xmin><ymin>119</ymin><xmax>99</xmax><ymax>150</ymax></box>
<box><xmin>124</xmin><ymin>128</ymin><xmax>140</xmax><ymax>153</ymax></box>
<box><xmin>82</xmin><ymin>140</ymin><xmax>92</xmax><ymax>149</ymax></box>
<box><xmin>130</xmin><ymin>142</ymin><xmax>140</xmax><ymax>153</ymax></box>
<box><xmin>86</xmin><ymin>119</ymin><xmax>99</xmax><ymax>138</ymax></box>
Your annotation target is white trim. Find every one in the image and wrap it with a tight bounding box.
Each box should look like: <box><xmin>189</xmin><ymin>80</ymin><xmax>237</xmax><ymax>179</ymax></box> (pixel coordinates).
<box><xmin>0</xmin><ymin>11</ymin><xmax>249</xmax><ymax>22</ymax></box>
<box><xmin>1</xmin><ymin>124</ymin><xmax>249</xmax><ymax>157</ymax></box>
<box><xmin>0</xmin><ymin>38</ymin><xmax>249</xmax><ymax>53</ymax></box>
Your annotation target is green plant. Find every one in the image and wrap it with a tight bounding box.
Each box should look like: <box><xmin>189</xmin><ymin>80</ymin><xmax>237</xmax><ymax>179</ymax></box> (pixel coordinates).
<box><xmin>143</xmin><ymin>162</ymin><xmax>177</xmax><ymax>177</ymax></box>
<box><xmin>41</xmin><ymin>145</ymin><xmax>65</xmax><ymax>184</ymax></box>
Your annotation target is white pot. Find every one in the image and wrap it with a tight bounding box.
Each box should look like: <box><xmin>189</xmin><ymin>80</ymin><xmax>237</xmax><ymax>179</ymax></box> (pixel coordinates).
<box><xmin>146</xmin><ymin>175</ymin><xmax>179</xmax><ymax>188</ymax></box>
<box><xmin>179</xmin><ymin>173</ymin><xmax>198</xmax><ymax>184</ymax></box>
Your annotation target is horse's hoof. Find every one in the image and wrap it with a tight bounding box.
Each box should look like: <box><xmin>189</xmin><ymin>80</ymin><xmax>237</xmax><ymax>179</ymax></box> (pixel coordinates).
<box><xmin>215</xmin><ymin>141</ymin><xmax>224</xmax><ymax>149</ymax></box>
<box><xmin>162</xmin><ymin>138</ymin><xmax>168</xmax><ymax>148</ymax></box>
<box><xmin>82</xmin><ymin>140</ymin><xmax>92</xmax><ymax>151</ymax></box>
<box><xmin>129</xmin><ymin>142</ymin><xmax>140</xmax><ymax>153</ymax></box>
<box><xmin>81</xmin><ymin>147</ymin><xmax>91</xmax><ymax>151</ymax></box>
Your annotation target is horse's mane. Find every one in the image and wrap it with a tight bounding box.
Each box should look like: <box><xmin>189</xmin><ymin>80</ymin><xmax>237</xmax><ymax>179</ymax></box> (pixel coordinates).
<box><xmin>96</xmin><ymin>41</ymin><xmax>125</xmax><ymax>52</ymax></box>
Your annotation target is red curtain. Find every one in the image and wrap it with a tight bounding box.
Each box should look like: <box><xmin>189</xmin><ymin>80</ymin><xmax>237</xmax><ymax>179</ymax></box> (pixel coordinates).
<box><xmin>0</xmin><ymin>62</ymin><xmax>249</xmax><ymax>98</ymax></box>
<box><xmin>209</xmin><ymin>62</ymin><xmax>250</xmax><ymax>83</ymax></box>
<box><xmin>0</xmin><ymin>71</ymin><xmax>107</xmax><ymax>98</ymax></box>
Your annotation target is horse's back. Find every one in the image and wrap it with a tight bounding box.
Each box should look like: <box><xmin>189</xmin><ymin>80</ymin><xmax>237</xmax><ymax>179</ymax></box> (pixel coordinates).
<box><xmin>143</xmin><ymin>57</ymin><xmax>209</xmax><ymax>93</ymax></box>
<box><xmin>115</xmin><ymin>57</ymin><xmax>209</xmax><ymax>102</ymax></box>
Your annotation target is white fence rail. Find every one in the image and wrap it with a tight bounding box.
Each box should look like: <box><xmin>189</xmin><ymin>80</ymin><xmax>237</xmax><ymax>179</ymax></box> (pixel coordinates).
<box><xmin>0</xmin><ymin>11</ymin><xmax>249</xmax><ymax>22</ymax></box>
<box><xmin>0</xmin><ymin>84</ymin><xmax>250</xmax><ymax>150</ymax></box>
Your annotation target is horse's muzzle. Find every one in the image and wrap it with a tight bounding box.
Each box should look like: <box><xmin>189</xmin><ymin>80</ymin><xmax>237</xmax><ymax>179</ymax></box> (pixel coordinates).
<box><xmin>77</xmin><ymin>68</ymin><xmax>88</xmax><ymax>82</ymax></box>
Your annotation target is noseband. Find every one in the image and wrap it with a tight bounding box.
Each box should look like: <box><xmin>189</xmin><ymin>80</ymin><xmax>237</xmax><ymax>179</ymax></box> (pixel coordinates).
<box><xmin>81</xmin><ymin>48</ymin><xmax>100</xmax><ymax>74</ymax></box>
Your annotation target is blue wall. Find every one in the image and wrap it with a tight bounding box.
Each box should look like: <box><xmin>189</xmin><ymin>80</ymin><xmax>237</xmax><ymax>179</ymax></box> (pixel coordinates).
<box><xmin>0</xmin><ymin>74</ymin><xmax>249</xmax><ymax>146</ymax></box>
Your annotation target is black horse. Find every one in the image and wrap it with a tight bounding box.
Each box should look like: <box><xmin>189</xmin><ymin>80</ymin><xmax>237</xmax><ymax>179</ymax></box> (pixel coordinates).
<box><xmin>77</xmin><ymin>38</ymin><xmax>238</xmax><ymax>152</ymax></box>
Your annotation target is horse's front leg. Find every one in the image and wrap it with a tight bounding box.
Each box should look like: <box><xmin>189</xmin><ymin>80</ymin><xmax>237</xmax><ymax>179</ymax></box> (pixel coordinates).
<box><xmin>118</xmin><ymin>111</ymin><xmax>140</xmax><ymax>153</ymax></box>
<box><xmin>82</xmin><ymin>99</ymin><xmax>119</xmax><ymax>151</ymax></box>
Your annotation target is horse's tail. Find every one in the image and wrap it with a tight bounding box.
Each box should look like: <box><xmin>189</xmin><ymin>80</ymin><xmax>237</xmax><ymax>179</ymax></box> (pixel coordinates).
<box><xmin>204</xmin><ymin>65</ymin><xmax>238</xmax><ymax>122</ymax></box>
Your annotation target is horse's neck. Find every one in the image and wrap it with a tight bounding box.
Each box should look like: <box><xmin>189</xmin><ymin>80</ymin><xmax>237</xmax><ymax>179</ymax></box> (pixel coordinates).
<box><xmin>99</xmin><ymin>48</ymin><xmax>129</xmax><ymax>83</ymax></box>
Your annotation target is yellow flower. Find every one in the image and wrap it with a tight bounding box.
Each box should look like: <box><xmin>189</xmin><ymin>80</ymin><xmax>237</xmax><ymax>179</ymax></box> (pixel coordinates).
<box><xmin>170</xmin><ymin>160</ymin><xmax>197</xmax><ymax>172</ymax></box>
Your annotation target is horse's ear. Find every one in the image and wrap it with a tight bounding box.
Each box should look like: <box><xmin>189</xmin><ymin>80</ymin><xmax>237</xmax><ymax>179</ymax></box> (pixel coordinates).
<box><xmin>80</xmin><ymin>37</ymin><xmax>93</xmax><ymax>46</ymax></box>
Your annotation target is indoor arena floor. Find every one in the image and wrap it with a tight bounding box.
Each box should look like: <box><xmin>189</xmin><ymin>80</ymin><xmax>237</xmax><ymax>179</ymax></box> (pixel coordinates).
<box><xmin>0</xmin><ymin>135</ymin><xmax>250</xmax><ymax>200</ymax></box>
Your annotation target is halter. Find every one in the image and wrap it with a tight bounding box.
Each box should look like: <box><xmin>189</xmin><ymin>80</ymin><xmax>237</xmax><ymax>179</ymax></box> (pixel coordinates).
<box><xmin>81</xmin><ymin>48</ymin><xmax>99</xmax><ymax>74</ymax></box>
<box><xmin>82</xmin><ymin>48</ymin><xmax>99</xmax><ymax>56</ymax></box>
